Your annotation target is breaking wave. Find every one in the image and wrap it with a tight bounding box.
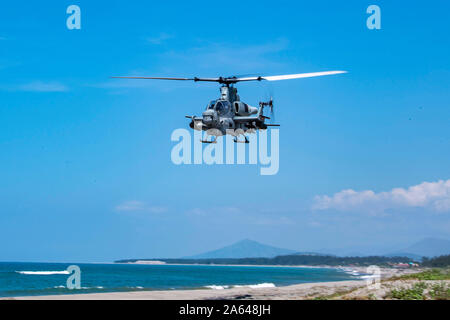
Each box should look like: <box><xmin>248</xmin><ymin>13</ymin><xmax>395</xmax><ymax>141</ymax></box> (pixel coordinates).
<box><xmin>16</xmin><ymin>271</ymin><xmax>70</xmax><ymax>275</ymax></box>
<box><xmin>52</xmin><ymin>285</ymin><xmax>104</xmax><ymax>289</ymax></box>
<box><xmin>205</xmin><ymin>283</ymin><xmax>276</xmax><ymax>290</ymax></box>
<box><xmin>233</xmin><ymin>283</ymin><xmax>276</xmax><ymax>289</ymax></box>
<box><xmin>204</xmin><ymin>285</ymin><xmax>230</xmax><ymax>290</ymax></box>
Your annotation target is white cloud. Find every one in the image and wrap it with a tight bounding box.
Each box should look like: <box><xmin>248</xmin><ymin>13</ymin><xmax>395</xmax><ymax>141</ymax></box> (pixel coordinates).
<box><xmin>17</xmin><ymin>81</ymin><xmax>68</xmax><ymax>92</ymax></box>
<box><xmin>115</xmin><ymin>200</ymin><xmax>146</xmax><ymax>212</ymax></box>
<box><xmin>313</xmin><ymin>179</ymin><xmax>450</xmax><ymax>213</ymax></box>
<box><xmin>146</xmin><ymin>33</ymin><xmax>173</xmax><ymax>45</ymax></box>
<box><xmin>115</xmin><ymin>201</ymin><xmax>167</xmax><ymax>214</ymax></box>
<box><xmin>99</xmin><ymin>38</ymin><xmax>289</xmax><ymax>92</ymax></box>
<box><xmin>93</xmin><ymin>78</ymin><xmax>161</xmax><ymax>90</ymax></box>
<box><xmin>186</xmin><ymin>206</ymin><xmax>242</xmax><ymax>216</ymax></box>
<box><xmin>185</xmin><ymin>206</ymin><xmax>295</xmax><ymax>226</ymax></box>
<box><xmin>161</xmin><ymin>38</ymin><xmax>289</xmax><ymax>71</ymax></box>
<box><xmin>254</xmin><ymin>216</ymin><xmax>294</xmax><ymax>226</ymax></box>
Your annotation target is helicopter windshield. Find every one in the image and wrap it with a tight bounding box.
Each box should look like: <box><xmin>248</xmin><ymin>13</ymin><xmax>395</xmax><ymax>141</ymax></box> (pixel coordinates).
<box><xmin>207</xmin><ymin>100</ymin><xmax>216</xmax><ymax>110</ymax></box>
<box><xmin>215</xmin><ymin>100</ymin><xmax>231</xmax><ymax>115</ymax></box>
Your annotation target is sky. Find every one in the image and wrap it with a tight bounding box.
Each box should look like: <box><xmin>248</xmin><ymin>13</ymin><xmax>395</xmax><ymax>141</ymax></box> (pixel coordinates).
<box><xmin>0</xmin><ymin>1</ymin><xmax>449</xmax><ymax>262</ymax></box>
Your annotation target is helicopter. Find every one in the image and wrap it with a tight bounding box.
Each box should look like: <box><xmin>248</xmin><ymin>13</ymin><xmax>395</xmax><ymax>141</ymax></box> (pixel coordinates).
<box><xmin>112</xmin><ymin>71</ymin><xmax>347</xmax><ymax>143</ymax></box>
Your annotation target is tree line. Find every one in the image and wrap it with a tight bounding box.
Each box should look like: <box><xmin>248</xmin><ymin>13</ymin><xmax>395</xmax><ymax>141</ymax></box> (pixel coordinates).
<box><xmin>117</xmin><ymin>254</ymin><xmax>417</xmax><ymax>266</ymax></box>
<box><xmin>421</xmin><ymin>255</ymin><xmax>450</xmax><ymax>268</ymax></box>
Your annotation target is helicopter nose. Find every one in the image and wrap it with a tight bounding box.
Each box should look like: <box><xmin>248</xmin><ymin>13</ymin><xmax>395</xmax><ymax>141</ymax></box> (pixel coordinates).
<box><xmin>194</xmin><ymin>121</ymin><xmax>204</xmax><ymax>130</ymax></box>
<box><xmin>203</xmin><ymin>116</ymin><xmax>212</xmax><ymax>125</ymax></box>
<box><xmin>202</xmin><ymin>109</ymin><xmax>214</xmax><ymax>117</ymax></box>
<box><xmin>202</xmin><ymin>110</ymin><xmax>216</xmax><ymax>125</ymax></box>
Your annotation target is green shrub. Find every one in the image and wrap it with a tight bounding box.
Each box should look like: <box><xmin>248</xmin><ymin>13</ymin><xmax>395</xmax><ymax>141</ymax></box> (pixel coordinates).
<box><xmin>398</xmin><ymin>269</ymin><xmax>450</xmax><ymax>281</ymax></box>
<box><xmin>429</xmin><ymin>282</ymin><xmax>450</xmax><ymax>300</ymax></box>
<box><xmin>389</xmin><ymin>282</ymin><xmax>427</xmax><ymax>300</ymax></box>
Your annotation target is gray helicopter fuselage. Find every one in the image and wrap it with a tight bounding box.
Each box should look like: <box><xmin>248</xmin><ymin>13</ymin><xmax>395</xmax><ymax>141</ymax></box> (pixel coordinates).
<box><xmin>113</xmin><ymin>70</ymin><xmax>346</xmax><ymax>142</ymax></box>
<box><xmin>189</xmin><ymin>85</ymin><xmax>266</xmax><ymax>138</ymax></box>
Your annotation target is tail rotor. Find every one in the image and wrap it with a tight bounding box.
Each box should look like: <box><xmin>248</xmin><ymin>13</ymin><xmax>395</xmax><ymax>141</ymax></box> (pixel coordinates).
<box><xmin>260</xmin><ymin>96</ymin><xmax>279</xmax><ymax>127</ymax></box>
<box><xmin>262</xmin><ymin>82</ymin><xmax>277</xmax><ymax>125</ymax></box>
<box><xmin>268</xmin><ymin>96</ymin><xmax>275</xmax><ymax>125</ymax></box>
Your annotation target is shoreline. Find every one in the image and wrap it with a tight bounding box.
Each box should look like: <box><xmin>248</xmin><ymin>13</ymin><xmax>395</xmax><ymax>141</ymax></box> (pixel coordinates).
<box><xmin>118</xmin><ymin>262</ymin><xmax>412</xmax><ymax>273</ymax></box>
<box><xmin>2</xmin><ymin>266</ymin><xmax>425</xmax><ymax>300</ymax></box>
<box><xmin>121</xmin><ymin>262</ymin><xmax>349</xmax><ymax>269</ymax></box>
<box><xmin>6</xmin><ymin>280</ymin><xmax>367</xmax><ymax>300</ymax></box>
<box><xmin>118</xmin><ymin>263</ymin><xmax>423</xmax><ymax>281</ymax></box>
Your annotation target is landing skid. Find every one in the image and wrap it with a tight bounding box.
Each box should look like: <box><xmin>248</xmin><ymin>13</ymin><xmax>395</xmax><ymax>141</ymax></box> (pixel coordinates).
<box><xmin>234</xmin><ymin>137</ymin><xmax>249</xmax><ymax>144</ymax></box>
<box><xmin>200</xmin><ymin>136</ymin><xmax>250</xmax><ymax>143</ymax></box>
<box><xmin>200</xmin><ymin>137</ymin><xmax>217</xmax><ymax>144</ymax></box>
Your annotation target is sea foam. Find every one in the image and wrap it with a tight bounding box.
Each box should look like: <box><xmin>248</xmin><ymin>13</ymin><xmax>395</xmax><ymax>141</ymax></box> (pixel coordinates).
<box><xmin>204</xmin><ymin>285</ymin><xmax>230</xmax><ymax>290</ymax></box>
<box><xmin>16</xmin><ymin>271</ymin><xmax>70</xmax><ymax>275</ymax></box>
<box><xmin>205</xmin><ymin>283</ymin><xmax>276</xmax><ymax>290</ymax></box>
<box><xmin>234</xmin><ymin>283</ymin><xmax>276</xmax><ymax>289</ymax></box>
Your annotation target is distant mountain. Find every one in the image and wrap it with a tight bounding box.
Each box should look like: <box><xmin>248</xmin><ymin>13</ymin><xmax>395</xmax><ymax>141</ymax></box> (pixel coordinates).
<box><xmin>313</xmin><ymin>248</ymin><xmax>374</xmax><ymax>257</ymax></box>
<box><xmin>395</xmin><ymin>238</ymin><xmax>450</xmax><ymax>258</ymax></box>
<box><xmin>117</xmin><ymin>237</ymin><xmax>450</xmax><ymax>264</ymax></box>
<box><xmin>183</xmin><ymin>239</ymin><xmax>297</xmax><ymax>259</ymax></box>
<box><xmin>293</xmin><ymin>252</ymin><xmax>335</xmax><ymax>257</ymax></box>
<box><xmin>383</xmin><ymin>252</ymin><xmax>424</xmax><ymax>261</ymax></box>
<box><xmin>312</xmin><ymin>238</ymin><xmax>450</xmax><ymax>259</ymax></box>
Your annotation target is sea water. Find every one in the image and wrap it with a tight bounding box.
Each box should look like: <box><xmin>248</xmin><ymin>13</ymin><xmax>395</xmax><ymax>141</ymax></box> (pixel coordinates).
<box><xmin>0</xmin><ymin>262</ymin><xmax>361</xmax><ymax>297</ymax></box>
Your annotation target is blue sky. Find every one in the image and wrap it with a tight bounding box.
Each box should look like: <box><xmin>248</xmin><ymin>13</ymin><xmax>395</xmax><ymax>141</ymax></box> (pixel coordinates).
<box><xmin>1</xmin><ymin>1</ymin><xmax>449</xmax><ymax>262</ymax></box>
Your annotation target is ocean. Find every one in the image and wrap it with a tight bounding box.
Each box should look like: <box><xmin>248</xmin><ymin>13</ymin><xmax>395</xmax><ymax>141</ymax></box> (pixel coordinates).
<box><xmin>0</xmin><ymin>262</ymin><xmax>362</xmax><ymax>298</ymax></box>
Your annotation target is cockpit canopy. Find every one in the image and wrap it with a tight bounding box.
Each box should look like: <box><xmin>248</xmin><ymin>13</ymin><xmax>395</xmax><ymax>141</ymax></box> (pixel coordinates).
<box><xmin>207</xmin><ymin>100</ymin><xmax>216</xmax><ymax>110</ymax></box>
<box><xmin>206</xmin><ymin>100</ymin><xmax>231</xmax><ymax>115</ymax></box>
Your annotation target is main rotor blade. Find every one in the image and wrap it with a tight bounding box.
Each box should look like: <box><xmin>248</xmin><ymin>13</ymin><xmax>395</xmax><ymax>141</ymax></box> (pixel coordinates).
<box><xmin>236</xmin><ymin>71</ymin><xmax>347</xmax><ymax>82</ymax></box>
<box><xmin>264</xmin><ymin>71</ymin><xmax>347</xmax><ymax>81</ymax></box>
<box><xmin>111</xmin><ymin>71</ymin><xmax>347</xmax><ymax>84</ymax></box>
<box><xmin>111</xmin><ymin>76</ymin><xmax>194</xmax><ymax>80</ymax></box>
<box><xmin>110</xmin><ymin>76</ymin><xmax>222</xmax><ymax>82</ymax></box>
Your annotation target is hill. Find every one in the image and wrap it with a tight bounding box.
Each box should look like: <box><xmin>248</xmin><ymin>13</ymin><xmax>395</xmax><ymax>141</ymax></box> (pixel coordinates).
<box><xmin>393</xmin><ymin>238</ymin><xmax>450</xmax><ymax>258</ymax></box>
<box><xmin>383</xmin><ymin>252</ymin><xmax>424</xmax><ymax>261</ymax></box>
<box><xmin>422</xmin><ymin>254</ymin><xmax>450</xmax><ymax>267</ymax></box>
<box><xmin>157</xmin><ymin>254</ymin><xmax>418</xmax><ymax>266</ymax></box>
<box><xmin>182</xmin><ymin>239</ymin><xmax>297</xmax><ymax>259</ymax></box>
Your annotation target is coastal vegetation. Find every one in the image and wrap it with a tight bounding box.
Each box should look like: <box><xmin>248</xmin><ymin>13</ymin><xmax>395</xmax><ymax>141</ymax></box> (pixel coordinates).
<box><xmin>421</xmin><ymin>254</ymin><xmax>450</xmax><ymax>268</ymax></box>
<box><xmin>393</xmin><ymin>268</ymin><xmax>450</xmax><ymax>281</ymax></box>
<box><xmin>388</xmin><ymin>282</ymin><xmax>428</xmax><ymax>300</ymax></box>
<box><xmin>117</xmin><ymin>254</ymin><xmax>417</xmax><ymax>266</ymax></box>
<box><xmin>387</xmin><ymin>281</ymin><xmax>449</xmax><ymax>300</ymax></box>
<box><xmin>313</xmin><ymin>269</ymin><xmax>450</xmax><ymax>300</ymax></box>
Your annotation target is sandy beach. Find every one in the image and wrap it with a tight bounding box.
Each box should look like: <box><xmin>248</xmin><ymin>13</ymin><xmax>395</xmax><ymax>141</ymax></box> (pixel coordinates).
<box><xmin>6</xmin><ymin>280</ymin><xmax>366</xmax><ymax>300</ymax></box>
<box><xmin>4</xmin><ymin>266</ymin><xmax>434</xmax><ymax>300</ymax></box>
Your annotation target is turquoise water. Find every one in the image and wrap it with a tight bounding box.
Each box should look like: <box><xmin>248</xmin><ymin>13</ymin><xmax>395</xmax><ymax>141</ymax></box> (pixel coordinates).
<box><xmin>0</xmin><ymin>262</ymin><xmax>360</xmax><ymax>297</ymax></box>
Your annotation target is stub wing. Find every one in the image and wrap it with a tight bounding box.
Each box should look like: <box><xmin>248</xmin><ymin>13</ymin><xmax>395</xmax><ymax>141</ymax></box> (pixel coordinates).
<box><xmin>233</xmin><ymin>115</ymin><xmax>260</xmax><ymax>122</ymax></box>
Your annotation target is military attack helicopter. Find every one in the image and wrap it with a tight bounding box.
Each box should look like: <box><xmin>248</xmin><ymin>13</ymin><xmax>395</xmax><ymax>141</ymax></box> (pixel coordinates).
<box><xmin>112</xmin><ymin>71</ymin><xmax>346</xmax><ymax>143</ymax></box>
